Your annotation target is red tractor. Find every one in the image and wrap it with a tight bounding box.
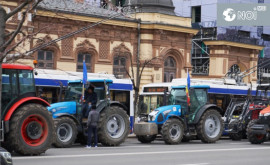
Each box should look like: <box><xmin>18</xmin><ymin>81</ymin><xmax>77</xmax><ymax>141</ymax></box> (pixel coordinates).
<box><xmin>0</xmin><ymin>64</ymin><xmax>54</xmax><ymax>155</ymax></box>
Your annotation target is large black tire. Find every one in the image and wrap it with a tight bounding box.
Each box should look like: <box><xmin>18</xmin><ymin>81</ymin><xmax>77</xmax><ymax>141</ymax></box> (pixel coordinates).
<box><xmin>247</xmin><ymin>119</ymin><xmax>266</xmax><ymax>144</ymax></box>
<box><xmin>137</xmin><ymin>135</ymin><xmax>156</xmax><ymax>143</ymax></box>
<box><xmin>53</xmin><ymin>117</ymin><xmax>78</xmax><ymax>148</ymax></box>
<box><xmin>161</xmin><ymin>118</ymin><xmax>184</xmax><ymax>144</ymax></box>
<box><xmin>98</xmin><ymin>106</ymin><xmax>130</xmax><ymax>146</ymax></box>
<box><xmin>229</xmin><ymin>132</ymin><xmax>243</xmax><ymax>141</ymax></box>
<box><xmin>6</xmin><ymin>103</ymin><xmax>54</xmax><ymax>155</ymax></box>
<box><xmin>197</xmin><ymin>109</ymin><xmax>223</xmax><ymax>143</ymax></box>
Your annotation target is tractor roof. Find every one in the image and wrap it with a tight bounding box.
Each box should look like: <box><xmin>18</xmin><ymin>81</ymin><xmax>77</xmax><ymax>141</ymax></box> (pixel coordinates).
<box><xmin>2</xmin><ymin>64</ymin><xmax>33</xmax><ymax>70</ymax></box>
<box><xmin>172</xmin><ymin>85</ymin><xmax>210</xmax><ymax>89</ymax></box>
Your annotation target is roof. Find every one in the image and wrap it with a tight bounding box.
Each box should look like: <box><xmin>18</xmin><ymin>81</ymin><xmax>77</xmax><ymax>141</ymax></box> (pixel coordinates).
<box><xmin>38</xmin><ymin>0</ymin><xmax>131</xmax><ymax>20</ymax></box>
<box><xmin>127</xmin><ymin>0</ymin><xmax>175</xmax><ymax>16</ymax></box>
<box><xmin>2</xmin><ymin>64</ymin><xmax>33</xmax><ymax>70</ymax></box>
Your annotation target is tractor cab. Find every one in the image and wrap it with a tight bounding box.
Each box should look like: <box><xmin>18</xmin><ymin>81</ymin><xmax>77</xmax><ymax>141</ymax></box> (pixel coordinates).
<box><xmin>1</xmin><ymin>64</ymin><xmax>36</xmax><ymax>116</ymax></box>
<box><xmin>169</xmin><ymin>85</ymin><xmax>209</xmax><ymax>122</ymax></box>
<box><xmin>48</xmin><ymin>79</ymin><xmax>112</xmax><ymax>119</ymax></box>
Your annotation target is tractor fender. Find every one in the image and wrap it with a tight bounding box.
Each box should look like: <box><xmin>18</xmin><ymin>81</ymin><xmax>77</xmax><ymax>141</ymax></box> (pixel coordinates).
<box><xmin>53</xmin><ymin>114</ymin><xmax>80</xmax><ymax>125</ymax></box>
<box><xmin>167</xmin><ymin>115</ymin><xmax>187</xmax><ymax>130</ymax></box>
<box><xmin>4</xmin><ymin>97</ymin><xmax>50</xmax><ymax>122</ymax></box>
<box><xmin>191</xmin><ymin>104</ymin><xmax>223</xmax><ymax>124</ymax></box>
<box><xmin>97</xmin><ymin>101</ymin><xmax>128</xmax><ymax>113</ymax></box>
<box><xmin>110</xmin><ymin>101</ymin><xmax>128</xmax><ymax>111</ymax></box>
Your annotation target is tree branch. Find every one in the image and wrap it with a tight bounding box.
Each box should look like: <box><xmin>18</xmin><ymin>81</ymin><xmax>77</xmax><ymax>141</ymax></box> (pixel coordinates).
<box><xmin>4</xmin><ymin>0</ymin><xmax>32</xmax><ymax>21</ymax></box>
<box><xmin>1</xmin><ymin>10</ymin><xmax>27</xmax><ymax>51</ymax></box>
<box><xmin>2</xmin><ymin>26</ymin><xmax>47</xmax><ymax>62</ymax></box>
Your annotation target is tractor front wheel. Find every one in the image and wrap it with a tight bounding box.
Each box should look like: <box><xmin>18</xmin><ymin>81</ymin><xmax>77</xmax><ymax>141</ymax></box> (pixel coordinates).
<box><xmin>247</xmin><ymin>119</ymin><xmax>266</xmax><ymax>144</ymax></box>
<box><xmin>161</xmin><ymin>118</ymin><xmax>184</xmax><ymax>144</ymax></box>
<box><xmin>7</xmin><ymin>104</ymin><xmax>54</xmax><ymax>155</ymax></box>
<box><xmin>53</xmin><ymin>117</ymin><xmax>78</xmax><ymax>148</ymax></box>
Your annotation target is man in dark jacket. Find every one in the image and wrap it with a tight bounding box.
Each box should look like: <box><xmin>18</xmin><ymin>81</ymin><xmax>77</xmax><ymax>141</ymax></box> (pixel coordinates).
<box><xmin>83</xmin><ymin>86</ymin><xmax>97</xmax><ymax>118</ymax></box>
<box><xmin>86</xmin><ymin>105</ymin><xmax>99</xmax><ymax>148</ymax></box>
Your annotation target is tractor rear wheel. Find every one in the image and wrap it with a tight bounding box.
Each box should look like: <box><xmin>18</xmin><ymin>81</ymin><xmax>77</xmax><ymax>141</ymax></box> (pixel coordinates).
<box><xmin>7</xmin><ymin>103</ymin><xmax>54</xmax><ymax>155</ymax></box>
<box><xmin>98</xmin><ymin>106</ymin><xmax>130</xmax><ymax>146</ymax></box>
<box><xmin>247</xmin><ymin>119</ymin><xmax>266</xmax><ymax>144</ymax></box>
<box><xmin>137</xmin><ymin>135</ymin><xmax>156</xmax><ymax>143</ymax></box>
<box><xmin>197</xmin><ymin>109</ymin><xmax>223</xmax><ymax>143</ymax></box>
<box><xmin>53</xmin><ymin>117</ymin><xmax>78</xmax><ymax>148</ymax></box>
<box><xmin>161</xmin><ymin>118</ymin><xmax>184</xmax><ymax>144</ymax></box>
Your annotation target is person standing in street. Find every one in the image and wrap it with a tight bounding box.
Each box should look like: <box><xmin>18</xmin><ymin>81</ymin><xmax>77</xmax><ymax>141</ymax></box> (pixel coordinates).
<box><xmin>86</xmin><ymin>105</ymin><xmax>99</xmax><ymax>148</ymax></box>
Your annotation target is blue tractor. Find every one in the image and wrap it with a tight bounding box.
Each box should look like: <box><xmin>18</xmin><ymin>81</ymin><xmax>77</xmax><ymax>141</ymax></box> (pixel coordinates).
<box><xmin>47</xmin><ymin>79</ymin><xmax>130</xmax><ymax>147</ymax></box>
<box><xmin>135</xmin><ymin>85</ymin><xmax>223</xmax><ymax>144</ymax></box>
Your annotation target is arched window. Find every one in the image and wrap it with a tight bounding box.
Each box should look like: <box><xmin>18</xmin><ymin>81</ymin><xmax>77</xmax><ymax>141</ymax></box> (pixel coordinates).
<box><xmin>227</xmin><ymin>64</ymin><xmax>241</xmax><ymax>78</ymax></box>
<box><xmin>113</xmin><ymin>56</ymin><xmax>127</xmax><ymax>78</ymax></box>
<box><xmin>164</xmin><ymin>56</ymin><xmax>176</xmax><ymax>82</ymax></box>
<box><xmin>77</xmin><ymin>53</ymin><xmax>92</xmax><ymax>72</ymax></box>
<box><xmin>37</xmin><ymin>50</ymin><xmax>54</xmax><ymax>69</ymax></box>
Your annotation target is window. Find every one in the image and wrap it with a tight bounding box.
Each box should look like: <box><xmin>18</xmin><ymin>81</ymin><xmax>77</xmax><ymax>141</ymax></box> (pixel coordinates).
<box><xmin>113</xmin><ymin>57</ymin><xmax>127</xmax><ymax>78</ymax></box>
<box><xmin>192</xmin><ymin>6</ymin><xmax>201</xmax><ymax>23</ymax></box>
<box><xmin>77</xmin><ymin>53</ymin><xmax>92</xmax><ymax>72</ymax></box>
<box><xmin>227</xmin><ymin>64</ymin><xmax>241</xmax><ymax>78</ymax></box>
<box><xmin>238</xmin><ymin>30</ymin><xmax>250</xmax><ymax>38</ymax></box>
<box><xmin>38</xmin><ymin>50</ymin><xmax>54</xmax><ymax>69</ymax></box>
<box><xmin>18</xmin><ymin>70</ymin><xmax>35</xmax><ymax>95</ymax></box>
<box><xmin>113</xmin><ymin>0</ymin><xmax>125</xmax><ymax>6</ymax></box>
<box><xmin>164</xmin><ymin>57</ymin><xmax>176</xmax><ymax>82</ymax></box>
<box><xmin>2</xmin><ymin>69</ymin><xmax>18</xmax><ymax>111</ymax></box>
<box><xmin>262</xmin><ymin>34</ymin><xmax>270</xmax><ymax>41</ymax></box>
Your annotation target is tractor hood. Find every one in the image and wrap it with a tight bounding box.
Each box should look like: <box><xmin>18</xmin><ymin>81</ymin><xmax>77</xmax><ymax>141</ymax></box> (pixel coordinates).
<box><xmin>47</xmin><ymin>101</ymin><xmax>77</xmax><ymax>118</ymax></box>
<box><xmin>148</xmin><ymin>105</ymin><xmax>182</xmax><ymax>123</ymax></box>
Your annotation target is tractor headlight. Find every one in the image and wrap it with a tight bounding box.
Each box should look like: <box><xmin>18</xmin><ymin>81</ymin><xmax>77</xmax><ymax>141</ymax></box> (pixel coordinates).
<box><xmin>0</xmin><ymin>152</ymin><xmax>12</xmax><ymax>163</ymax></box>
<box><xmin>148</xmin><ymin>110</ymin><xmax>159</xmax><ymax>121</ymax></box>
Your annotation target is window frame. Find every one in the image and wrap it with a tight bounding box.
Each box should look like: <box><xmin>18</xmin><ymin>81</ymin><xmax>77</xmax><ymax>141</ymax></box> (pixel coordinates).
<box><xmin>113</xmin><ymin>56</ymin><xmax>127</xmax><ymax>79</ymax></box>
<box><xmin>76</xmin><ymin>53</ymin><xmax>92</xmax><ymax>72</ymax></box>
<box><xmin>37</xmin><ymin>50</ymin><xmax>55</xmax><ymax>69</ymax></box>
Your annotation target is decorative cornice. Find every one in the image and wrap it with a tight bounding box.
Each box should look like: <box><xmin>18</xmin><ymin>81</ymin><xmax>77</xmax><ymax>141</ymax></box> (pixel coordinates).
<box><xmin>204</xmin><ymin>40</ymin><xmax>264</xmax><ymax>50</ymax></box>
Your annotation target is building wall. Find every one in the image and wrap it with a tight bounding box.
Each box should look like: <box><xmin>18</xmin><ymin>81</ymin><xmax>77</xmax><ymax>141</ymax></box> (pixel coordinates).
<box><xmin>1</xmin><ymin>1</ymin><xmax>197</xmax><ymax>90</ymax></box>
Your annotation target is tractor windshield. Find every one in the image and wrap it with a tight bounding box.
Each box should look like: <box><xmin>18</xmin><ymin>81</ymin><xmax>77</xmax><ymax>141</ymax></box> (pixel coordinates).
<box><xmin>169</xmin><ymin>89</ymin><xmax>188</xmax><ymax>112</ymax></box>
<box><xmin>64</xmin><ymin>82</ymin><xmax>106</xmax><ymax>103</ymax></box>
<box><xmin>64</xmin><ymin>83</ymin><xmax>82</xmax><ymax>102</ymax></box>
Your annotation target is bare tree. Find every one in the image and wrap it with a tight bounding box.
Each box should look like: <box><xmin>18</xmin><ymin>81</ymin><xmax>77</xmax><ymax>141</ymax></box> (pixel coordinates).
<box><xmin>114</xmin><ymin>51</ymin><xmax>162</xmax><ymax>116</ymax></box>
<box><xmin>0</xmin><ymin>0</ymin><xmax>45</xmax><ymax>130</ymax></box>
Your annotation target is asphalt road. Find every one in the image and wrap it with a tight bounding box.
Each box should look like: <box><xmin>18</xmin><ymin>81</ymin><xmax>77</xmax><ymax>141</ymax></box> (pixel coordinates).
<box><xmin>12</xmin><ymin>138</ymin><xmax>270</xmax><ymax>165</ymax></box>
